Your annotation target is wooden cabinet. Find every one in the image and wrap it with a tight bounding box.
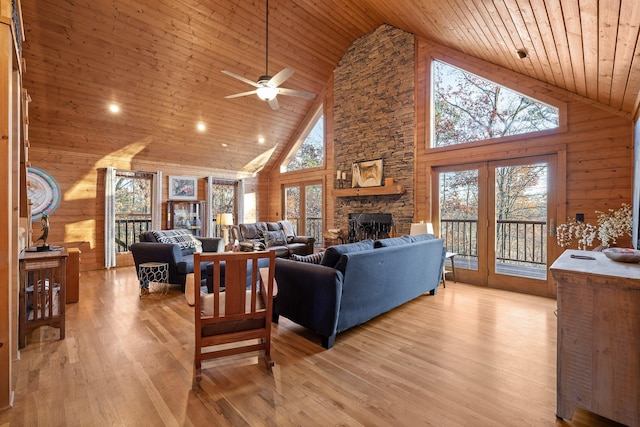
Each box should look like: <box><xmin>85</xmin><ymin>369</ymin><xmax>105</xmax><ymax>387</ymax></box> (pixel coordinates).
<box><xmin>166</xmin><ymin>200</ymin><xmax>204</xmax><ymax>236</ymax></box>
<box><xmin>550</xmin><ymin>250</ymin><xmax>640</xmax><ymax>426</ymax></box>
<box><xmin>19</xmin><ymin>249</ymin><xmax>68</xmax><ymax>349</ymax></box>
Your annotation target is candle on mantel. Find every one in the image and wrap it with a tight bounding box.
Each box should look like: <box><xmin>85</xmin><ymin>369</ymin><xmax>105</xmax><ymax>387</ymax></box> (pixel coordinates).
<box><xmin>342</xmin><ymin>172</ymin><xmax>346</xmax><ymax>180</ymax></box>
<box><xmin>336</xmin><ymin>170</ymin><xmax>341</xmax><ymax>180</ymax></box>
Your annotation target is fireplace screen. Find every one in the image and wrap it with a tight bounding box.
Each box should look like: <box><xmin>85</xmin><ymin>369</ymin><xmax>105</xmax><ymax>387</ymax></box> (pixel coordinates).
<box><xmin>348</xmin><ymin>213</ymin><xmax>394</xmax><ymax>242</ymax></box>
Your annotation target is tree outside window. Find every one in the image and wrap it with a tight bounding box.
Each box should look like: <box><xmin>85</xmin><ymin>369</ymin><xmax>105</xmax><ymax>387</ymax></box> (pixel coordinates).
<box><xmin>432</xmin><ymin>60</ymin><xmax>559</xmax><ymax>148</ymax></box>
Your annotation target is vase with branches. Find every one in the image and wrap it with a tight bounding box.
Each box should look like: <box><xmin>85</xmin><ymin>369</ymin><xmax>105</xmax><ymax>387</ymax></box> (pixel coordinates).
<box><xmin>556</xmin><ymin>203</ymin><xmax>632</xmax><ymax>250</ymax></box>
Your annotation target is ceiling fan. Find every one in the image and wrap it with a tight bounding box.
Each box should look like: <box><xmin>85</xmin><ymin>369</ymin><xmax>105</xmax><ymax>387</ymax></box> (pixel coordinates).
<box><xmin>221</xmin><ymin>0</ymin><xmax>316</xmax><ymax>110</ymax></box>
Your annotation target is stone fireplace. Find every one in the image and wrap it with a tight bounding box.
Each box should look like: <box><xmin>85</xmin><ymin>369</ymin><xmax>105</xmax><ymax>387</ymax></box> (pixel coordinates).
<box><xmin>348</xmin><ymin>213</ymin><xmax>394</xmax><ymax>242</ymax></box>
<box><xmin>333</xmin><ymin>24</ymin><xmax>416</xmax><ymax>237</ymax></box>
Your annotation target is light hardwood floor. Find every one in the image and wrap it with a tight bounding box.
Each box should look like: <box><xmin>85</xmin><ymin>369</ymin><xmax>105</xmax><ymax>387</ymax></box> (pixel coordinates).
<box><xmin>1</xmin><ymin>267</ymin><xmax>625</xmax><ymax>426</ymax></box>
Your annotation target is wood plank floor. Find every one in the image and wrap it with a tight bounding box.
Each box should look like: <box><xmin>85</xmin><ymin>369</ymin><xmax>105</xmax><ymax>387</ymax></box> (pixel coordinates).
<box><xmin>1</xmin><ymin>267</ymin><xmax>626</xmax><ymax>426</ymax></box>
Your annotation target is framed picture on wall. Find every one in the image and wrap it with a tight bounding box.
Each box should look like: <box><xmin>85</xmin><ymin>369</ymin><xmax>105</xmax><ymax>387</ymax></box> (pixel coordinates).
<box><xmin>168</xmin><ymin>176</ymin><xmax>198</xmax><ymax>200</ymax></box>
<box><xmin>351</xmin><ymin>159</ymin><xmax>383</xmax><ymax>188</ymax></box>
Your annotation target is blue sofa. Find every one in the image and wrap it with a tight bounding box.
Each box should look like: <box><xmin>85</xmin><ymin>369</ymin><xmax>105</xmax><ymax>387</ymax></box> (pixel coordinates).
<box><xmin>273</xmin><ymin>234</ymin><xmax>445</xmax><ymax>348</ymax></box>
<box><xmin>130</xmin><ymin>230</ymin><xmax>225</xmax><ymax>291</ymax></box>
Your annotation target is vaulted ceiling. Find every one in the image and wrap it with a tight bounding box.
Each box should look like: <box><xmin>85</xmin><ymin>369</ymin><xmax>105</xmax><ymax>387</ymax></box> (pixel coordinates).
<box><xmin>21</xmin><ymin>0</ymin><xmax>640</xmax><ymax>175</ymax></box>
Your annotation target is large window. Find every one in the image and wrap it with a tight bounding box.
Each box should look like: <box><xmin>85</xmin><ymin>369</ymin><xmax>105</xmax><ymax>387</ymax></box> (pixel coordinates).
<box><xmin>281</xmin><ymin>107</ymin><xmax>324</xmax><ymax>172</ymax></box>
<box><xmin>432</xmin><ymin>60</ymin><xmax>559</xmax><ymax>148</ymax></box>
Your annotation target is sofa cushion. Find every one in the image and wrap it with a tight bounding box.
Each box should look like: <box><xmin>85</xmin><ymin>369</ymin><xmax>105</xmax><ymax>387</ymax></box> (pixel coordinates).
<box><xmin>290</xmin><ymin>252</ymin><xmax>324</xmax><ymax>264</ymax></box>
<box><xmin>320</xmin><ymin>239</ymin><xmax>374</xmax><ymax>268</ymax></box>
<box><xmin>266</xmin><ymin>222</ymin><xmax>282</xmax><ymax>231</ymax></box>
<box><xmin>152</xmin><ymin>229</ymin><xmax>197</xmax><ymax>250</ymax></box>
<box><xmin>263</xmin><ymin>230</ymin><xmax>287</xmax><ymax>247</ymax></box>
<box><xmin>374</xmin><ymin>235</ymin><xmax>413</xmax><ymax>248</ymax></box>
<box><xmin>240</xmin><ymin>222</ymin><xmax>267</xmax><ymax>240</ymax></box>
<box><xmin>278</xmin><ymin>220</ymin><xmax>296</xmax><ymax>242</ymax></box>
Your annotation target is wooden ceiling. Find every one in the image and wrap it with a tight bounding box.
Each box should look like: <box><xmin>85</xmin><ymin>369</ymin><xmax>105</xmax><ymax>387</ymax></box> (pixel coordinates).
<box><xmin>21</xmin><ymin>0</ymin><xmax>640</xmax><ymax>175</ymax></box>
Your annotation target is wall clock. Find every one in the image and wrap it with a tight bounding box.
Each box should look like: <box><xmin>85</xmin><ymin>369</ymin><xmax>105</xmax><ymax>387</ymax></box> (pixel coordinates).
<box><xmin>27</xmin><ymin>166</ymin><xmax>61</xmax><ymax>221</ymax></box>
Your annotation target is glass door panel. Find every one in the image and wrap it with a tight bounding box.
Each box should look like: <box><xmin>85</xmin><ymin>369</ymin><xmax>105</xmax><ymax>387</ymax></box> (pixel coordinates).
<box><xmin>284</xmin><ymin>186</ymin><xmax>301</xmax><ymax>233</ymax></box>
<box><xmin>305</xmin><ymin>184</ymin><xmax>322</xmax><ymax>247</ymax></box>
<box><xmin>439</xmin><ymin>169</ymin><xmax>480</xmax><ymax>271</ymax></box>
<box><xmin>493</xmin><ymin>162</ymin><xmax>548</xmax><ymax>280</ymax></box>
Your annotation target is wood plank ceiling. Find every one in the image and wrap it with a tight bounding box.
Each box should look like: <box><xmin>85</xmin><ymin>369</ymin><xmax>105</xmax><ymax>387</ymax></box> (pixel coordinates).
<box><xmin>21</xmin><ymin>0</ymin><xmax>640</xmax><ymax>175</ymax></box>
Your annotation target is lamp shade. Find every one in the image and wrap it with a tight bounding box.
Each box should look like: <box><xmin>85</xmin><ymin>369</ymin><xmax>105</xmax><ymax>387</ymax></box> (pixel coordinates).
<box><xmin>410</xmin><ymin>222</ymin><xmax>435</xmax><ymax>236</ymax></box>
<box><xmin>216</xmin><ymin>213</ymin><xmax>234</xmax><ymax>226</ymax></box>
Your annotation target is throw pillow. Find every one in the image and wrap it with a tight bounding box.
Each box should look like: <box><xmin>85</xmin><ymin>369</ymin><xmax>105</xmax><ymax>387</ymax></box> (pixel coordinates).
<box><xmin>279</xmin><ymin>220</ymin><xmax>296</xmax><ymax>242</ymax></box>
<box><xmin>319</xmin><ymin>239</ymin><xmax>375</xmax><ymax>268</ymax></box>
<box><xmin>263</xmin><ymin>230</ymin><xmax>287</xmax><ymax>247</ymax></box>
<box><xmin>290</xmin><ymin>252</ymin><xmax>324</xmax><ymax>264</ymax></box>
<box><xmin>152</xmin><ymin>229</ymin><xmax>196</xmax><ymax>250</ymax></box>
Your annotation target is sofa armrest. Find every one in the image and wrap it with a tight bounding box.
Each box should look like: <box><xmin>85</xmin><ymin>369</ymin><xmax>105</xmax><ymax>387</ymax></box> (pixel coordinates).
<box><xmin>290</xmin><ymin>235</ymin><xmax>314</xmax><ymax>244</ymax></box>
<box><xmin>274</xmin><ymin>258</ymin><xmax>342</xmax><ymax>339</ymax></box>
<box><xmin>197</xmin><ymin>237</ymin><xmax>225</xmax><ymax>253</ymax></box>
<box><xmin>130</xmin><ymin>242</ymin><xmax>185</xmax><ymax>285</ymax></box>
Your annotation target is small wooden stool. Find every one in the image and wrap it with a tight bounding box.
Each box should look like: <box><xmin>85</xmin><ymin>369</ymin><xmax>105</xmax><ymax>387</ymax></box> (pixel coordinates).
<box><xmin>138</xmin><ymin>262</ymin><xmax>169</xmax><ymax>296</ymax></box>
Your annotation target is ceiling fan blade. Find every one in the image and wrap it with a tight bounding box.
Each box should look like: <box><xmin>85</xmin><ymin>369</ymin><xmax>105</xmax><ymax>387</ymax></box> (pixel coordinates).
<box><xmin>221</xmin><ymin>70</ymin><xmax>260</xmax><ymax>88</ymax></box>
<box><xmin>225</xmin><ymin>90</ymin><xmax>258</xmax><ymax>99</ymax></box>
<box><xmin>278</xmin><ymin>87</ymin><xmax>316</xmax><ymax>99</ymax></box>
<box><xmin>268</xmin><ymin>97</ymin><xmax>280</xmax><ymax>110</ymax></box>
<box><xmin>269</xmin><ymin>68</ymin><xmax>294</xmax><ymax>87</ymax></box>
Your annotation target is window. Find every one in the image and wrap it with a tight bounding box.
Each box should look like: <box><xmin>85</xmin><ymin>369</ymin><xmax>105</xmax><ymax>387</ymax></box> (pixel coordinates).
<box><xmin>210</xmin><ymin>180</ymin><xmax>237</xmax><ymax>237</ymax></box>
<box><xmin>114</xmin><ymin>171</ymin><xmax>152</xmax><ymax>252</ymax></box>
<box><xmin>432</xmin><ymin>60</ymin><xmax>559</xmax><ymax>148</ymax></box>
<box><xmin>281</xmin><ymin>107</ymin><xmax>324</xmax><ymax>172</ymax></box>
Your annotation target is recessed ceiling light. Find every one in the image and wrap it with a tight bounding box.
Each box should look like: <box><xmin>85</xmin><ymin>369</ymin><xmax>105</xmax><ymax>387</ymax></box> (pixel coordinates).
<box><xmin>108</xmin><ymin>103</ymin><xmax>120</xmax><ymax>113</ymax></box>
<box><xmin>221</xmin><ymin>143</ymin><xmax>228</xmax><ymax>148</ymax></box>
<box><xmin>258</xmin><ymin>137</ymin><xmax>265</xmax><ymax>144</ymax></box>
<box><xmin>196</xmin><ymin>122</ymin><xmax>206</xmax><ymax>132</ymax></box>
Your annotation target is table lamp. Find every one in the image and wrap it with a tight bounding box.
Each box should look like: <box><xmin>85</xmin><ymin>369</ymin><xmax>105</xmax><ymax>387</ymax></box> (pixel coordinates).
<box><xmin>409</xmin><ymin>222</ymin><xmax>435</xmax><ymax>236</ymax></box>
<box><xmin>216</xmin><ymin>213</ymin><xmax>234</xmax><ymax>244</ymax></box>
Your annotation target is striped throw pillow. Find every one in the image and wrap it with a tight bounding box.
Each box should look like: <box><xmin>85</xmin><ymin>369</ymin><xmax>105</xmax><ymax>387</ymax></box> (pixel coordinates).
<box><xmin>152</xmin><ymin>229</ymin><xmax>196</xmax><ymax>250</ymax></box>
<box><xmin>290</xmin><ymin>252</ymin><xmax>325</xmax><ymax>264</ymax></box>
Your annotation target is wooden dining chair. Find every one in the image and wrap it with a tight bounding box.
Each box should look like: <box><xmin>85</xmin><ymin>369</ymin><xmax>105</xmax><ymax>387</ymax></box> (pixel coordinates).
<box><xmin>193</xmin><ymin>250</ymin><xmax>276</xmax><ymax>385</ymax></box>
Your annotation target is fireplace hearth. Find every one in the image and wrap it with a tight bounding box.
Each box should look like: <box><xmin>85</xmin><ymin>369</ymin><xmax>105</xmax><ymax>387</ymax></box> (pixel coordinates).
<box><xmin>348</xmin><ymin>213</ymin><xmax>394</xmax><ymax>243</ymax></box>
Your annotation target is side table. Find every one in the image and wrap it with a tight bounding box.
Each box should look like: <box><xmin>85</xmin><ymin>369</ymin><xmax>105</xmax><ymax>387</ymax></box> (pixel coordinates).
<box><xmin>138</xmin><ymin>262</ymin><xmax>169</xmax><ymax>296</ymax></box>
<box><xmin>442</xmin><ymin>252</ymin><xmax>457</xmax><ymax>287</ymax></box>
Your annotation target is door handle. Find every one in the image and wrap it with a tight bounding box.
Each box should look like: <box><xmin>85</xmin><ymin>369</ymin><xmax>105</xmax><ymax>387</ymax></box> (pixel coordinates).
<box><xmin>549</xmin><ymin>219</ymin><xmax>555</xmax><ymax>237</ymax></box>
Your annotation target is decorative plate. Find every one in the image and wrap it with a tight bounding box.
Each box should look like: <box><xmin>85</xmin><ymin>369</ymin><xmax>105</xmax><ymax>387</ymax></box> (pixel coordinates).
<box><xmin>602</xmin><ymin>247</ymin><xmax>640</xmax><ymax>263</ymax></box>
<box><xmin>27</xmin><ymin>166</ymin><xmax>61</xmax><ymax>221</ymax></box>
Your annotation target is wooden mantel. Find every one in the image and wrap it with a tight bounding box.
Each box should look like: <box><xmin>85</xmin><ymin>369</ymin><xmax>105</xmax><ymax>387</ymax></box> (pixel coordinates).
<box><xmin>334</xmin><ymin>184</ymin><xmax>405</xmax><ymax>197</ymax></box>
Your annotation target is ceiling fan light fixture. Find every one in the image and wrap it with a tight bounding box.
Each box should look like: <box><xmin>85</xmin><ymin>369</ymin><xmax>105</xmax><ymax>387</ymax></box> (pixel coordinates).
<box><xmin>256</xmin><ymin>86</ymin><xmax>278</xmax><ymax>100</ymax></box>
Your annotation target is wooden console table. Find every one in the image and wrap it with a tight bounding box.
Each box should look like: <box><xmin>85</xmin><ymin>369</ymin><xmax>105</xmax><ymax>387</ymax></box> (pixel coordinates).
<box><xmin>19</xmin><ymin>249</ymin><xmax>68</xmax><ymax>348</ymax></box>
<box><xmin>550</xmin><ymin>250</ymin><xmax>640</xmax><ymax>426</ymax></box>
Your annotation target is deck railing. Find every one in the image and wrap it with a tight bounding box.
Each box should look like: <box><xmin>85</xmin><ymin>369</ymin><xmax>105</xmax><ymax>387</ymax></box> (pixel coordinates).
<box><xmin>441</xmin><ymin>218</ymin><xmax>547</xmax><ymax>266</ymax></box>
<box><xmin>115</xmin><ymin>215</ymin><xmax>152</xmax><ymax>252</ymax></box>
